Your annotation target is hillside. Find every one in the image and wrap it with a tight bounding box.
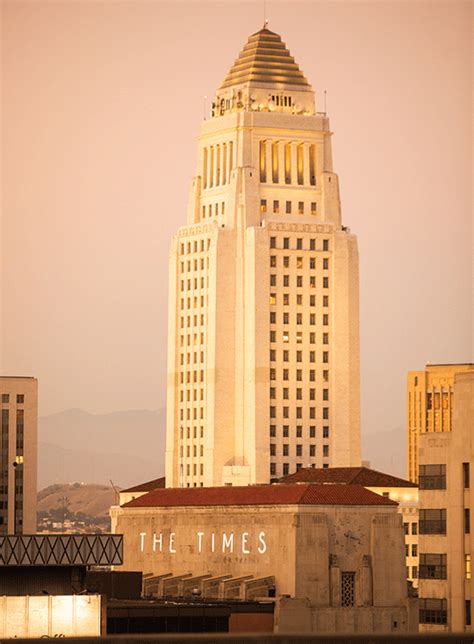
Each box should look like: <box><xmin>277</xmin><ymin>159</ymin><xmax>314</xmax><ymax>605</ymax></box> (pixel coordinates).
<box><xmin>37</xmin><ymin>482</ymin><xmax>121</xmax><ymax>533</ymax></box>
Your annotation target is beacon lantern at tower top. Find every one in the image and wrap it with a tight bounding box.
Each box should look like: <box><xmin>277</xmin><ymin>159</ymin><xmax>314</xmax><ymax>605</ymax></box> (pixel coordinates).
<box><xmin>213</xmin><ymin>28</ymin><xmax>316</xmax><ymax>117</ymax></box>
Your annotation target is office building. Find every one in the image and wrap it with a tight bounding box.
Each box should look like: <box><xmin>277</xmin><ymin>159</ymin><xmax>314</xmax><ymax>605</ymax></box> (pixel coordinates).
<box><xmin>0</xmin><ymin>376</ymin><xmax>37</xmax><ymax>534</ymax></box>
<box><xmin>417</xmin><ymin>370</ymin><xmax>474</xmax><ymax>632</ymax></box>
<box><xmin>166</xmin><ymin>27</ymin><xmax>361</xmax><ymax>488</ymax></box>
<box><xmin>407</xmin><ymin>363</ymin><xmax>474</xmax><ymax>482</ymax></box>
<box><xmin>111</xmin><ymin>483</ymin><xmax>416</xmax><ymax>635</ymax></box>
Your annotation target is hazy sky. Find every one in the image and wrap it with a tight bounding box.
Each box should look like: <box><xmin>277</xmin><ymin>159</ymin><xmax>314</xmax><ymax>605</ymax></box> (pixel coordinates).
<box><xmin>1</xmin><ymin>2</ymin><xmax>472</xmax><ymax>449</ymax></box>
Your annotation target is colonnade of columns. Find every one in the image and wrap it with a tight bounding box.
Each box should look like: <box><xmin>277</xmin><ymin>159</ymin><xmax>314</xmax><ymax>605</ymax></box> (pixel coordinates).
<box><xmin>202</xmin><ymin>142</ymin><xmax>234</xmax><ymax>189</ymax></box>
<box><xmin>260</xmin><ymin>140</ymin><xmax>317</xmax><ymax>187</ymax></box>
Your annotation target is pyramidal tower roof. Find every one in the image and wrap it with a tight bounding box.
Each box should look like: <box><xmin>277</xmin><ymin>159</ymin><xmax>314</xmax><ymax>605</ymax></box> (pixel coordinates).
<box><xmin>219</xmin><ymin>27</ymin><xmax>310</xmax><ymax>90</ymax></box>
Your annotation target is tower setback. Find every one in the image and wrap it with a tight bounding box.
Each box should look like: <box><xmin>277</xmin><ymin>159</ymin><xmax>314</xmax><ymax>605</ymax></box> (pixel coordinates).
<box><xmin>166</xmin><ymin>28</ymin><xmax>361</xmax><ymax>488</ymax></box>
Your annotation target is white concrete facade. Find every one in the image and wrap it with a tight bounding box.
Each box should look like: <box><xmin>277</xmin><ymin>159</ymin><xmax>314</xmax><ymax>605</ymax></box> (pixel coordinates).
<box><xmin>166</xmin><ymin>29</ymin><xmax>361</xmax><ymax>488</ymax></box>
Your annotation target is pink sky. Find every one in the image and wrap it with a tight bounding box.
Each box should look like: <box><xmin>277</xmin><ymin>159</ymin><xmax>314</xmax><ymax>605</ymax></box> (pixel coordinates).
<box><xmin>1</xmin><ymin>2</ymin><xmax>472</xmax><ymax>456</ymax></box>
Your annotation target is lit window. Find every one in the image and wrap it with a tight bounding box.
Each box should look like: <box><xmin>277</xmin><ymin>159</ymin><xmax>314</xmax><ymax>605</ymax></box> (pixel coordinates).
<box><xmin>270</xmin><ymin>293</ymin><xmax>277</xmax><ymax>305</ymax></box>
<box><xmin>296</xmin><ymin>333</ymin><xmax>303</xmax><ymax>343</ymax></box>
<box><xmin>283</xmin><ymin>333</ymin><xmax>289</xmax><ymax>343</ymax></box>
<box><xmin>296</xmin><ymin>257</ymin><xmax>303</xmax><ymax>268</ymax></box>
<box><xmin>260</xmin><ymin>199</ymin><xmax>267</xmax><ymax>213</ymax></box>
<box><xmin>466</xmin><ymin>554</ymin><xmax>471</xmax><ymax>579</ymax></box>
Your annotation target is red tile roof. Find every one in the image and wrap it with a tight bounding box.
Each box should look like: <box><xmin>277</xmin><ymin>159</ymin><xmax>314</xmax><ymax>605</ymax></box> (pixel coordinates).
<box><xmin>279</xmin><ymin>467</ymin><xmax>417</xmax><ymax>488</ymax></box>
<box><xmin>122</xmin><ymin>484</ymin><xmax>397</xmax><ymax>508</ymax></box>
<box><xmin>121</xmin><ymin>476</ymin><xmax>166</xmax><ymax>494</ymax></box>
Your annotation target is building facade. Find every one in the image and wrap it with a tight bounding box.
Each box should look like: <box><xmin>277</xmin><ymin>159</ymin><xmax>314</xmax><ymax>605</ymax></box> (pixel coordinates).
<box><xmin>407</xmin><ymin>363</ymin><xmax>474</xmax><ymax>483</ymax></box>
<box><xmin>0</xmin><ymin>377</ymin><xmax>37</xmax><ymax>534</ymax></box>
<box><xmin>166</xmin><ymin>27</ymin><xmax>361</xmax><ymax>488</ymax></box>
<box><xmin>417</xmin><ymin>371</ymin><xmax>474</xmax><ymax>633</ymax></box>
<box><xmin>279</xmin><ymin>466</ymin><xmax>419</xmax><ymax>587</ymax></box>
<box><xmin>111</xmin><ymin>484</ymin><xmax>416</xmax><ymax>634</ymax></box>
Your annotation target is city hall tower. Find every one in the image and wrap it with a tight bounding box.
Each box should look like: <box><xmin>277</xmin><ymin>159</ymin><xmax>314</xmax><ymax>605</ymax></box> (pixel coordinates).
<box><xmin>166</xmin><ymin>28</ymin><xmax>361</xmax><ymax>487</ymax></box>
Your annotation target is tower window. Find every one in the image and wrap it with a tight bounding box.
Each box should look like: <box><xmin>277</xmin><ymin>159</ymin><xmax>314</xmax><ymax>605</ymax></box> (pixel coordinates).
<box><xmin>311</xmin><ymin>202</ymin><xmax>317</xmax><ymax>214</ymax></box>
<box><xmin>286</xmin><ymin>201</ymin><xmax>292</xmax><ymax>214</ymax></box>
<box><xmin>298</xmin><ymin>202</ymin><xmax>304</xmax><ymax>214</ymax></box>
<box><xmin>273</xmin><ymin>200</ymin><xmax>279</xmax><ymax>213</ymax></box>
<box><xmin>260</xmin><ymin>199</ymin><xmax>267</xmax><ymax>213</ymax></box>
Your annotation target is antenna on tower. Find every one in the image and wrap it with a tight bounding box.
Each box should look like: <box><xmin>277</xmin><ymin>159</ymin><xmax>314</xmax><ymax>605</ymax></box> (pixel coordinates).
<box><xmin>263</xmin><ymin>0</ymin><xmax>268</xmax><ymax>28</ymax></box>
<box><xmin>324</xmin><ymin>89</ymin><xmax>327</xmax><ymax>115</ymax></box>
<box><xmin>203</xmin><ymin>95</ymin><xmax>207</xmax><ymax>121</ymax></box>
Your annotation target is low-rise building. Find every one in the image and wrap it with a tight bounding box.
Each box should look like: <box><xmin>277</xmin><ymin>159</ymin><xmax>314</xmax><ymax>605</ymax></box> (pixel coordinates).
<box><xmin>111</xmin><ymin>483</ymin><xmax>417</xmax><ymax>635</ymax></box>
<box><xmin>279</xmin><ymin>466</ymin><xmax>419</xmax><ymax>587</ymax></box>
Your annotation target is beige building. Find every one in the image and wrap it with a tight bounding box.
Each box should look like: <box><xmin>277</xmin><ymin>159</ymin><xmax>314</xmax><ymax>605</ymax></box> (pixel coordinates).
<box><xmin>407</xmin><ymin>363</ymin><xmax>474</xmax><ymax>482</ymax></box>
<box><xmin>0</xmin><ymin>377</ymin><xmax>38</xmax><ymax>534</ymax></box>
<box><xmin>166</xmin><ymin>27</ymin><xmax>361</xmax><ymax>488</ymax></box>
<box><xmin>417</xmin><ymin>370</ymin><xmax>474</xmax><ymax>632</ymax></box>
<box><xmin>111</xmin><ymin>484</ymin><xmax>415</xmax><ymax>634</ymax></box>
<box><xmin>280</xmin><ymin>466</ymin><xmax>419</xmax><ymax>587</ymax></box>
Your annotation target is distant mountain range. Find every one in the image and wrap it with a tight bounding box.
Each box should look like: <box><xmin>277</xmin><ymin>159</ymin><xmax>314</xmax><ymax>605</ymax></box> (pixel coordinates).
<box><xmin>38</xmin><ymin>408</ymin><xmax>166</xmax><ymax>489</ymax></box>
<box><xmin>38</xmin><ymin>407</ymin><xmax>407</xmax><ymax>489</ymax></box>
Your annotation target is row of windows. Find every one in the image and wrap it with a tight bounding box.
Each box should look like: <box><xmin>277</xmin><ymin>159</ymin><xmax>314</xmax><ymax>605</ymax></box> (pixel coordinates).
<box><xmin>419</xmin><ymin>507</ymin><xmax>472</xmax><ymax>534</ymax></box>
<box><xmin>270</xmin><ymin>444</ymin><xmax>329</xmax><ymax>457</ymax></box>
<box><xmin>179</xmin><ymin>371</ymin><xmax>204</xmax><ymax>384</ymax></box>
<box><xmin>270</xmin><ymin>277</ymin><xmax>329</xmax><ymax>293</ymax></box>
<box><xmin>270</xmin><ymin>387</ymin><xmax>329</xmax><ymax>400</ymax></box>
<box><xmin>270</xmin><ymin>350</ymin><xmax>330</xmax><ymax>363</ymax></box>
<box><xmin>180</xmin><ymin>278</ymin><xmax>208</xmax><ymax>291</ymax></box>
<box><xmin>180</xmin><ymin>258</ymin><xmax>208</xmax><ymax>273</ymax></box>
<box><xmin>270</xmin><ymin>369</ymin><xmax>329</xmax><ymax>382</ymax></box>
<box><xmin>270</xmin><ymin>237</ymin><xmax>330</xmax><ymax>251</ymax></box>
<box><xmin>403</xmin><ymin>521</ymin><xmax>418</xmax><ymax>535</ymax></box>
<box><xmin>180</xmin><ymin>239</ymin><xmax>211</xmax><ymax>255</ymax></box>
<box><xmin>180</xmin><ymin>296</ymin><xmax>208</xmax><ymax>310</ymax></box>
<box><xmin>180</xmin><ymin>315</ymin><xmax>206</xmax><ymax>329</ymax></box>
<box><xmin>180</xmin><ymin>445</ymin><xmax>204</xmax><ymax>457</ymax></box>
<box><xmin>270</xmin><ymin>298</ymin><xmax>329</xmax><ymax>311</ymax></box>
<box><xmin>179</xmin><ymin>352</ymin><xmax>206</xmax><ymax>365</ymax></box>
<box><xmin>261</xmin><ymin>200</ymin><xmax>317</xmax><ymax>216</ymax></box>
<box><xmin>259</xmin><ymin>140</ymin><xmax>316</xmax><ymax>186</ymax></box>
<box><xmin>270</xmin><ymin>425</ymin><xmax>330</xmax><ymax>438</ymax></box>
<box><xmin>271</xmin><ymin>330</ymin><xmax>329</xmax><ymax>343</ymax></box>
<box><xmin>179</xmin><ymin>408</ymin><xmax>205</xmax><ymax>421</ymax></box>
<box><xmin>179</xmin><ymin>390</ymin><xmax>205</xmax><ymax>402</ymax></box>
<box><xmin>270</xmin><ymin>406</ymin><xmax>330</xmax><ymax>419</ymax></box>
<box><xmin>180</xmin><ymin>427</ymin><xmax>204</xmax><ymax>440</ymax></box>
<box><xmin>180</xmin><ymin>333</ymin><xmax>205</xmax><ymax>347</ymax></box>
<box><xmin>270</xmin><ymin>257</ymin><xmax>329</xmax><ymax>270</ymax></box>
<box><xmin>418</xmin><ymin>462</ymin><xmax>470</xmax><ymax>489</ymax></box>
<box><xmin>181</xmin><ymin>462</ymin><xmax>205</xmax><ymax>477</ymax></box>
<box><xmin>202</xmin><ymin>202</ymin><xmax>225</xmax><ymax>219</ymax></box>
<box><xmin>1</xmin><ymin>395</ymin><xmax>25</xmax><ymax>404</ymax></box>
